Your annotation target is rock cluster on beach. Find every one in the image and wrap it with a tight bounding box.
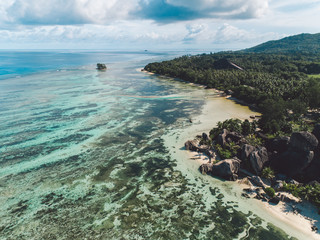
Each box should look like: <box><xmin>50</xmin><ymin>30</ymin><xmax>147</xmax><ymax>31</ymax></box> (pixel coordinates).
<box><xmin>186</xmin><ymin>129</ymin><xmax>320</xmax><ymax>183</ymax></box>
<box><xmin>199</xmin><ymin>158</ymin><xmax>241</xmax><ymax>181</ymax></box>
<box><xmin>185</xmin><ymin>125</ymin><xmax>320</xmax><ymax>210</ymax></box>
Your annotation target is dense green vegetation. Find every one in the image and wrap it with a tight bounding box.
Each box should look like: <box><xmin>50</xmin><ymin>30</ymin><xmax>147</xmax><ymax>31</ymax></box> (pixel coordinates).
<box><xmin>261</xmin><ymin>167</ymin><xmax>275</xmax><ymax>180</ymax></box>
<box><xmin>264</xmin><ymin>187</ymin><xmax>276</xmax><ymax>198</ymax></box>
<box><xmin>283</xmin><ymin>183</ymin><xmax>320</xmax><ymax>208</ymax></box>
<box><xmin>243</xmin><ymin>33</ymin><xmax>320</xmax><ymax>54</ymax></box>
<box><xmin>145</xmin><ymin>33</ymin><xmax>320</xmax><ymax>134</ymax></box>
<box><xmin>209</xmin><ymin>119</ymin><xmax>257</xmax><ymax>139</ymax></box>
<box><xmin>209</xmin><ymin>118</ymin><xmax>261</xmax><ymax>161</ymax></box>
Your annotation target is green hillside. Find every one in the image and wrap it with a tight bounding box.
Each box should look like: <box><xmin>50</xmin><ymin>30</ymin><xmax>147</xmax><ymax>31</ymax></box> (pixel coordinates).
<box><xmin>144</xmin><ymin>32</ymin><xmax>320</xmax><ymax>134</ymax></box>
<box><xmin>243</xmin><ymin>33</ymin><xmax>320</xmax><ymax>54</ymax></box>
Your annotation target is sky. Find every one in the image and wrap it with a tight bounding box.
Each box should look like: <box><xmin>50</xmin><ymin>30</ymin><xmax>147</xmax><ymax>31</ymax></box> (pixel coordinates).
<box><xmin>0</xmin><ymin>0</ymin><xmax>319</xmax><ymax>50</ymax></box>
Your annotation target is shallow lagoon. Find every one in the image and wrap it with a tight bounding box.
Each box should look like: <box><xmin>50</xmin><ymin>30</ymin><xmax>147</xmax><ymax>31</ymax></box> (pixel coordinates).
<box><xmin>0</xmin><ymin>52</ymin><xmax>304</xmax><ymax>239</ymax></box>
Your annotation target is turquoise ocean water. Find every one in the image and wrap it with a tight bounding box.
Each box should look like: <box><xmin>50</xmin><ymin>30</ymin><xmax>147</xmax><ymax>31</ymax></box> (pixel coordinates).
<box><xmin>0</xmin><ymin>51</ymin><xmax>298</xmax><ymax>239</ymax></box>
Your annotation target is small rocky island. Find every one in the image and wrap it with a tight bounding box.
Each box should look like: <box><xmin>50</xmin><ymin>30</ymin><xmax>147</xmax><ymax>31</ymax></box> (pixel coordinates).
<box><xmin>185</xmin><ymin>119</ymin><xmax>320</xmax><ymax>222</ymax></box>
<box><xmin>96</xmin><ymin>63</ymin><xmax>107</xmax><ymax>70</ymax></box>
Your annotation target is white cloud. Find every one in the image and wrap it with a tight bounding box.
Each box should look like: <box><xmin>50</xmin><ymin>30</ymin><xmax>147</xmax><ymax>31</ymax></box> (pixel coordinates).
<box><xmin>2</xmin><ymin>0</ymin><xmax>139</xmax><ymax>26</ymax></box>
<box><xmin>184</xmin><ymin>23</ymin><xmax>208</xmax><ymax>42</ymax></box>
<box><xmin>166</xmin><ymin>0</ymin><xmax>269</xmax><ymax>18</ymax></box>
<box><xmin>214</xmin><ymin>23</ymin><xmax>250</xmax><ymax>43</ymax></box>
<box><xmin>211</xmin><ymin>23</ymin><xmax>282</xmax><ymax>49</ymax></box>
<box><xmin>0</xmin><ymin>0</ymin><xmax>270</xmax><ymax>28</ymax></box>
<box><xmin>0</xmin><ymin>21</ymin><xmax>188</xmax><ymax>49</ymax></box>
<box><xmin>0</xmin><ymin>0</ymin><xmax>318</xmax><ymax>50</ymax></box>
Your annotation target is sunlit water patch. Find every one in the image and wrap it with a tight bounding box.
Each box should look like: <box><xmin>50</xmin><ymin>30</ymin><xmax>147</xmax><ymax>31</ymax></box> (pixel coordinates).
<box><xmin>0</xmin><ymin>53</ymin><xmax>298</xmax><ymax>239</ymax></box>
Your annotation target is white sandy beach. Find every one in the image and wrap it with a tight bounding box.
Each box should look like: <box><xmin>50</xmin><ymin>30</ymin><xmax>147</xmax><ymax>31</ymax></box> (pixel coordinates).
<box><xmin>163</xmin><ymin>90</ymin><xmax>320</xmax><ymax>240</ymax></box>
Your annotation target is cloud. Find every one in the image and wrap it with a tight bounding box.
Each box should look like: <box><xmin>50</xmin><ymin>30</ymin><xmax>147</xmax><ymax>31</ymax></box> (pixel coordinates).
<box><xmin>2</xmin><ymin>0</ymin><xmax>139</xmax><ymax>26</ymax></box>
<box><xmin>0</xmin><ymin>0</ymin><xmax>317</xmax><ymax>50</ymax></box>
<box><xmin>0</xmin><ymin>0</ymin><xmax>269</xmax><ymax>28</ymax></box>
<box><xmin>138</xmin><ymin>0</ymin><xmax>269</xmax><ymax>22</ymax></box>
<box><xmin>183</xmin><ymin>24</ymin><xmax>207</xmax><ymax>42</ymax></box>
<box><xmin>212</xmin><ymin>23</ymin><xmax>282</xmax><ymax>46</ymax></box>
<box><xmin>0</xmin><ymin>21</ymin><xmax>189</xmax><ymax>49</ymax></box>
<box><xmin>214</xmin><ymin>23</ymin><xmax>251</xmax><ymax>43</ymax></box>
<box><xmin>270</xmin><ymin>0</ymin><xmax>320</xmax><ymax>12</ymax></box>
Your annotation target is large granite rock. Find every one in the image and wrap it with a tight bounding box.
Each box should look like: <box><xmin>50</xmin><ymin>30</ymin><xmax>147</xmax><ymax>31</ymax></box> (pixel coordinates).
<box><xmin>296</xmin><ymin>155</ymin><xmax>320</xmax><ymax>182</ymax></box>
<box><xmin>249</xmin><ymin>176</ymin><xmax>267</xmax><ymax>188</ymax></box>
<box><xmin>185</xmin><ymin>139</ymin><xmax>210</xmax><ymax>151</ymax></box>
<box><xmin>249</xmin><ymin>147</ymin><xmax>269</xmax><ymax>175</ymax></box>
<box><xmin>269</xmin><ymin>196</ymin><xmax>280</xmax><ymax>204</ymax></box>
<box><xmin>270</xmin><ymin>131</ymin><xmax>319</xmax><ymax>182</ymax></box>
<box><xmin>185</xmin><ymin>140</ymin><xmax>199</xmax><ymax>151</ymax></box>
<box><xmin>267</xmin><ymin>136</ymin><xmax>290</xmax><ymax>153</ymax></box>
<box><xmin>273</xmin><ymin>180</ymin><xmax>284</xmax><ymax>191</ymax></box>
<box><xmin>217</xmin><ymin>129</ymin><xmax>228</xmax><ymax>147</ymax></box>
<box><xmin>289</xmin><ymin>132</ymin><xmax>318</xmax><ymax>152</ymax></box>
<box><xmin>272</xmin><ymin>150</ymin><xmax>314</xmax><ymax>177</ymax></box>
<box><xmin>217</xmin><ymin>129</ymin><xmax>245</xmax><ymax>147</ymax></box>
<box><xmin>202</xmin><ymin>132</ymin><xmax>209</xmax><ymax>141</ymax></box>
<box><xmin>212</xmin><ymin>158</ymin><xmax>241</xmax><ymax>181</ymax></box>
<box><xmin>199</xmin><ymin>163</ymin><xmax>213</xmax><ymax>174</ymax></box>
<box><xmin>204</xmin><ymin>149</ymin><xmax>216</xmax><ymax>160</ymax></box>
<box><xmin>241</xmin><ymin>144</ymin><xmax>256</xmax><ymax>161</ymax></box>
<box><xmin>200</xmin><ymin>158</ymin><xmax>241</xmax><ymax>181</ymax></box>
<box><xmin>312</xmin><ymin>123</ymin><xmax>320</xmax><ymax>143</ymax></box>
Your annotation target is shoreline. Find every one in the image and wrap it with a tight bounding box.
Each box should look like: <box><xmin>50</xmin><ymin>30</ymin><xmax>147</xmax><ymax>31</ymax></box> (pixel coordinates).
<box><xmin>162</xmin><ymin>87</ymin><xmax>320</xmax><ymax>239</ymax></box>
<box><xmin>142</xmin><ymin>68</ymin><xmax>260</xmax><ymax>113</ymax></box>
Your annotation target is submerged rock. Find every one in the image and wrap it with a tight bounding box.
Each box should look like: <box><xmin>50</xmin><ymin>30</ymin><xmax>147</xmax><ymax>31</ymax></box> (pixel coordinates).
<box><xmin>97</xmin><ymin>63</ymin><xmax>107</xmax><ymax>70</ymax></box>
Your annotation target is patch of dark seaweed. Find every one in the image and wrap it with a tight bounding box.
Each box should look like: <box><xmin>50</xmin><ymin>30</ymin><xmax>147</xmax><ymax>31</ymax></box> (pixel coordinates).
<box><xmin>52</xmin><ymin>133</ymin><xmax>92</xmax><ymax>144</ymax></box>
<box><xmin>245</xmin><ymin>223</ymin><xmax>298</xmax><ymax>240</ymax></box>
<box><xmin>92</xmin><ymin>157</ymin><xmax>125</xmax><ymax>182</ymax></box>
<box><xmin>0</xmin><ymin>144</ymin><xmax>64</xmax><ymax>168</ymax></box>
<box><xmin>209</xmin><ymin>186</ymin><xmax>219</xmax><ymax>196</ymax></box>
<box><xmin>250</xmin><ymin>215</ymin><xmax>263</xmax><ymax>226</ymax></box>
<box><xmin>41</xmin><ymin>192</ymin><xmax>64</xmax><ymax>206</ymax></box>
<box><xmin>10</xmin><ymin>200</ymin><xmax>29</xmax><ymax>216</ymax></box>
<box><xmin>116</xmin><ymin>162</ymin><xmax>143</xmax><ymax>178</ymax></box>
<box><xmin>77</xmin><ymin>103</ymin><xmax>98</xmax><ymax>109</ymax></box>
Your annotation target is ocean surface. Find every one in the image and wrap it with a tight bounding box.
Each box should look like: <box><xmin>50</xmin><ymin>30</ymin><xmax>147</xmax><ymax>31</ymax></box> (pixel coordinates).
<box><xmin>0</xmin><ymin>51</ymin><xmax>300</xmax><ymax>239</ymax></box>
